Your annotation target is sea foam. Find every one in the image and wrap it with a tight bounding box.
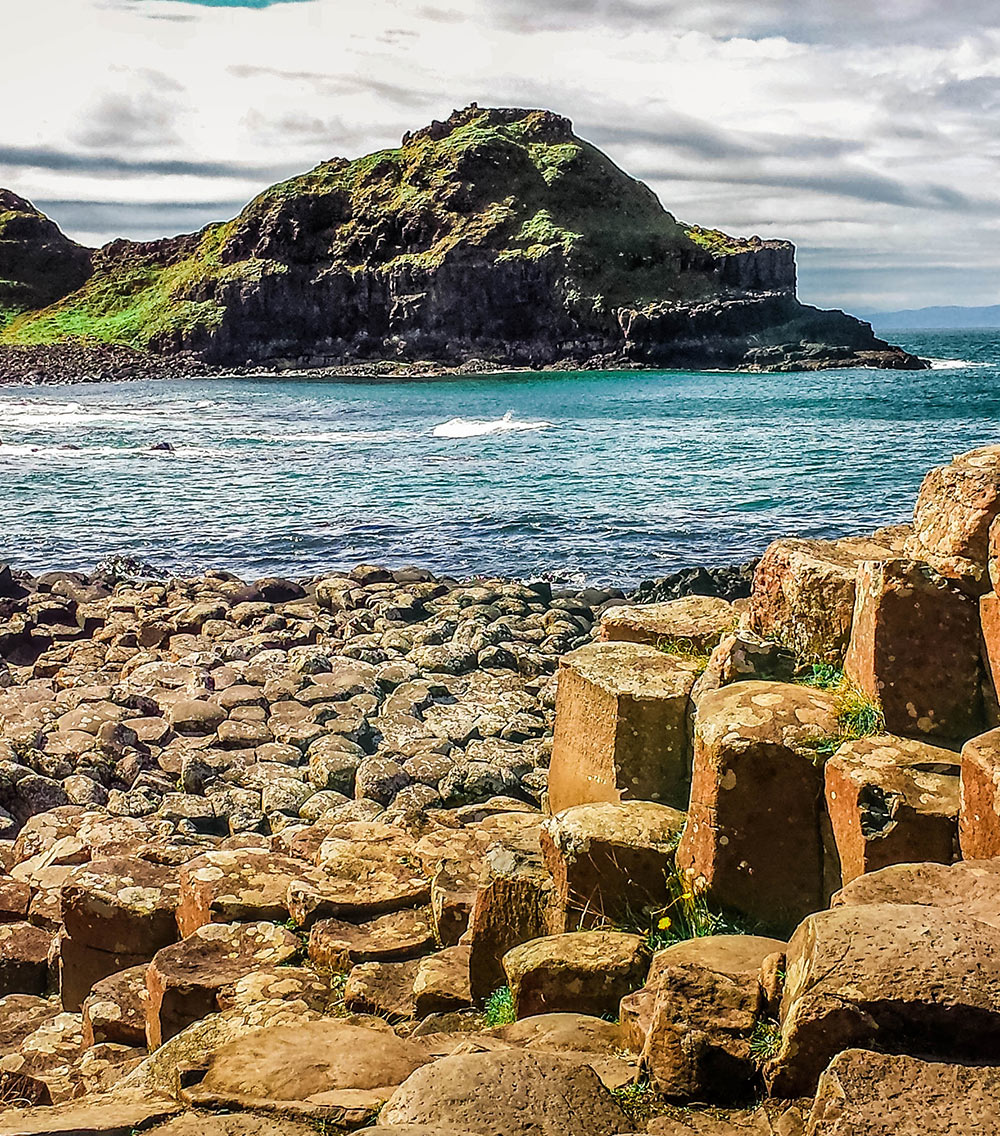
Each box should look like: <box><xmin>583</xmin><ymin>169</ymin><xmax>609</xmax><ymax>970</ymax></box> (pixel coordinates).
<box><xmin>432</xmin><ymin>410</ymin><xmax>553</xmax><ymax>438</ymax></box>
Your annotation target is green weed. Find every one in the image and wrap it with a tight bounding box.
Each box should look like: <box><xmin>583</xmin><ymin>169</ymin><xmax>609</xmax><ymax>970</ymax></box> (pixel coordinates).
<box><xmin>612</xmin><ymin>1079</ymin><xmax>667</xmax><ymax>1123</ymax></box>
<box><xmin>656</xmin><ymin>636</ymin><xmax>713</xmax><ymax>674</ymax></box>
<box><xmin>483</xmin><ymin>985</ymin><xmax>516</xmax><ymax>1027</ymax></box>
<box><xmin>798</xmin><ymin>669</ymin><xmax>885</xmax><ymax>761</ymax></box>
<box><xmin>748</xmin><ymin>1017</ymin><xmax>782</xmax><ymax>1066</ymax></box>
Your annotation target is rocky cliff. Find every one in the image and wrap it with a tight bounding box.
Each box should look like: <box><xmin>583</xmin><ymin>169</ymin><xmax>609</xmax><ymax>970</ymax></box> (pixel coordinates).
<box><xmin>0</xmin><ymin>190</ymin><xmax>92</xmax><ymax>331</ymax></box>
<box><xmin>0</xmin><ymin>106</ymin><xmax>924</xmax><ymax>372</ymax></box>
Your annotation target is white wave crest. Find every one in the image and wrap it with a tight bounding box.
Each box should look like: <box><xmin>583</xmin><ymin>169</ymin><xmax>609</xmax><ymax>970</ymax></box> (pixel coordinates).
<box><xmin>929</xmin><ymin>358</ymin><xmax>991</xmax><ymax>370</ymax></box>
<box><xmin>432</xmin><ymin>410</ymin><xmax>553</xmax><ymax>439</ymax></box>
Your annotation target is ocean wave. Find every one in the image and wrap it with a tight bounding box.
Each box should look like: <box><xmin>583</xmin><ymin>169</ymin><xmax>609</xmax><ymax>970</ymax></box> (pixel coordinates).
<box><xmin>928</xmin><ymin>358</ymin><xmax>992</xmax><ymax>370</ymax></box>
<box><xmin>432</xmin><ymin>410</ymin><xmax>553</xmax><ymax>439</ymax></box>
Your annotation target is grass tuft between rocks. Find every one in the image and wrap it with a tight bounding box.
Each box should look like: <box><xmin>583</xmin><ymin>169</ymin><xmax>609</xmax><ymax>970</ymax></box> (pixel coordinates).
<box><xmin>656</xmin><ymin>636</ymin><xmax>714</xmax><ymax>674</ymax></box>
<box><xmin>748</xmin><ymin>1016</ymin><xmax>782</xmax><ymax>1066</ymax></box>
<box><xmin>483</xmin><ymin>985</ymin><xmax>516</xmax><ymax>1027</ymax></box>
<box><xmin>612</xmin><ymin>1079</ymin><xmax>667</xmax><ymax>1123</ymax></box>
<box><xmin>797</xmin><ymin>664</ymin><xmax>885</xmax><ymax>760</ymax></box>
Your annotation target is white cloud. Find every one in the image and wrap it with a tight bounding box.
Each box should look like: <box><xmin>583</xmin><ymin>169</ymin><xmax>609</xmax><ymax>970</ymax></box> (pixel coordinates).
<box><xmin>1</xmin><ymin>0</ymin><xmax>998</xmax><ymax>309</ymax></box>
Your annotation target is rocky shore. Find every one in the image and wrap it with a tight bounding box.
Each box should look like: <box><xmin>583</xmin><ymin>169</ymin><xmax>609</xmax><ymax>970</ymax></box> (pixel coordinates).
<box><xmin>4</xmin><ymin>449</ymin><xmax>1000</xmax><ymax>1133</ymax></box>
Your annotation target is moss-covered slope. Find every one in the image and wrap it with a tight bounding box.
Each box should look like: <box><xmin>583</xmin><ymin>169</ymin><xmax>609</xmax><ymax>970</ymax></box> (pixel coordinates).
<box><xmin>1</xmin><ymin>106</ymin><xmax>919</xmax><ymax>371</ymax></box>
<box><xmin>0</xmin><ymin>191</ymin><xmax>92</xmax><ymax>332</ymax></box>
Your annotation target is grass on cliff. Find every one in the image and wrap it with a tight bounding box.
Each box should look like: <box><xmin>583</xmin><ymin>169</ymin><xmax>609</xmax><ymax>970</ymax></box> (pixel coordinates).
<box><xmin>797</xmin><ymin>664</ymin><xmax>885</xmax><ymax>759</ymax></box>
<box><xmin>4</xmin><ymin>107</ymin><xmax>747</xmax><ymax>349</ymax></box>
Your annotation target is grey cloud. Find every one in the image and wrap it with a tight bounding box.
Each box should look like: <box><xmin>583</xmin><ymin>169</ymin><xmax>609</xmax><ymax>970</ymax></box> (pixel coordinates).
<box><xmin>34</xmin><ymin>199</ymin><xmax>248</xmax><ymax>243</ymax></box>
<box><xmin>0</xmin><ymin>145</ymin><xmax>298</xmax><ymax>181</ymax></box>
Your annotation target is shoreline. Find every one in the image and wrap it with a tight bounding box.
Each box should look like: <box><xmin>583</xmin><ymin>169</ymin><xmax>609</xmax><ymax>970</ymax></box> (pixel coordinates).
<box><xmin>0</xmin><ymin>341</ymin><xmax>929</xmax><ymax>387</ymax></box>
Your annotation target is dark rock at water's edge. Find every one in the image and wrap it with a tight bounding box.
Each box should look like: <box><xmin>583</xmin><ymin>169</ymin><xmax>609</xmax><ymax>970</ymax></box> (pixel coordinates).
<box><xmin>0</xmin><ymin>105</ymin><xmax>925</xmax><ymax>378</ymax></box>
<box><xmin>632</xmin><ymin>560</ymin><xmax>759</xmax><ymax>604</ymax></box>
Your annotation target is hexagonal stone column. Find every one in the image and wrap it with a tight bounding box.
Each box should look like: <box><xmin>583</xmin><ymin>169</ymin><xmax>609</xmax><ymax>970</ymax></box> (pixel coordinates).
<box><xmin>825</xmin><ymin>734</ymin><xmax>960</xmax><ymax>885</ymax></box>
<box><xmin>599</xmin><ymin>596</ymin><xmax>735</xmax><ymax>651</ymax></box>
<box><xmin>960</xmin><ymin>727</ymin><xmax>1000</xmax><ymax>858</ymax></box>
<box><xmin>676</xmin><ymin>681</ymin><xmax>839</xmax><ymax>930</ymax></box>
<box><xmin>845</xmin><ymin>558</ymin><xmax>982</xmax><ymax>740</ymax></box>
<box><xmin>547</xmin><ymin>642</ymin><xmax>701</xmax><ymax>814</ymax></box>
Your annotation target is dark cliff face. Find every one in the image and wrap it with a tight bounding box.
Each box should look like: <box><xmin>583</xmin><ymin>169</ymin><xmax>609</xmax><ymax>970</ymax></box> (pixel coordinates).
<box><xmin>0</xmin><ymin>191</ymin><xmax>92</xmax><ymax>329</ymax></box>
<box><xmin>0</xmin><ymin>106</ymin><xmax>924</xmax><ymax>372</ymax></box>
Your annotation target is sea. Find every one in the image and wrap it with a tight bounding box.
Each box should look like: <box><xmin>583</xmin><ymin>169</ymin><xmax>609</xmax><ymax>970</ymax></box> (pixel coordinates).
<box><xmin>1</xmin><ymin>329</ymin><xmax>997</xmax><ymax>587</ymax></box>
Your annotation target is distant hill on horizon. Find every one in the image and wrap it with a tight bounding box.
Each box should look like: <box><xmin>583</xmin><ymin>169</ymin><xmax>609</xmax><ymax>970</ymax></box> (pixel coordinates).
<box><xmin>862</xmin><ymin>303</ymin><xmax>1000</xmax><ymax>330</ymax></box>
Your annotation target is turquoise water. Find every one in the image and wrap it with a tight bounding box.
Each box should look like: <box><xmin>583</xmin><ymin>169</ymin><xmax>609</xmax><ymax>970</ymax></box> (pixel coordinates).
<box><xmin>1</xmin><ymin>330</ymin><xmax>997</xmax><ymax>585</ymax></box>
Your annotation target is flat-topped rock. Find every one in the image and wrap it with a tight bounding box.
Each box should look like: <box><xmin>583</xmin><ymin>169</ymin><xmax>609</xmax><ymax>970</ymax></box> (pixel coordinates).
<box><xmin>677</xmin><ymin>680</ymin><xmax>839</xmax><ymax>929</ymax></box>
<box><xmin>748</xmin><ymin>535</ymin><xmax>895</xmax><ymax>663</ymax></box>
<box><xmin>832</xmin><ymin>857</ymin><xmax>1000</xmax><ymax>929</ymax></box>
<box><xmin>599</xmin><ymin>596</ymin><xmax>734</xmax><ymax>651</ymax></box>
<box><xmin>503</xmin><ymin>931</ymin><xmax>650</xmax><ymax>1020</ymax></box>
<box><xmin>181</xmin><ymin>1019</ymin><xmax>431</xmax><ymax>1116</ymax></box>
<box><xmin>379</xmin><ymin>1049</ymin><xmax>632</xmax><ymax>1135</ymax></box>
<box><xmin>309</xmin><ymin>907</ymin><xmax>436</xmax><ymax>970</ymax></box>
<box><xmin>825</xmin><ymin>733</ymin><xmax>960</xmax><ymax>885</ymax></box>
<box><xmin>541</xmin><ymin>800</ymin><xmax>685</xmax><ymax>930</ymax></box>
<box><xmin>176</xmin><ymin>848</ymin><xmax>309</xmax><ymax>935</ymax></box>
<box><xmin>548</xmin><ymin>642</ymin><xmax>701</xmax><ymax>814</ymax></box>
<box><xmin>0</xmin><ymin>922</ymin><xmax>51</xmax><ymax>996</ymax></box>
<box><xmin>61</xmin><ymin>857</ymin><xmax>179</xmax><ymax>954</ymax></box>
<box><xmin>959</xmin><ymin>727</ymin><xmax>1000</xmax><ymax>858</ymax></box>
<box><xmin>145</xmin><ymin>921</ymin><xmax>301</xmax><ymax>1048</ymax></box>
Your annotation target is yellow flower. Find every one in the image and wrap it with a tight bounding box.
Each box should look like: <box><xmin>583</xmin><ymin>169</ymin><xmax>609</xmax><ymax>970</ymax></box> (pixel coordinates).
<box><xmin>657</xmin><ymin>916</ymin><xmax>672</xmax><ymax>930</ymax></box>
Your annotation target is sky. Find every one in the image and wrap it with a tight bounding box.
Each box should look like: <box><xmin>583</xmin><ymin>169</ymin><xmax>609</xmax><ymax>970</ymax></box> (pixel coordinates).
<box><xmin>2</xmin><ymin>0</ymin><xmax>998</xmax><ymax>312</ymax></box>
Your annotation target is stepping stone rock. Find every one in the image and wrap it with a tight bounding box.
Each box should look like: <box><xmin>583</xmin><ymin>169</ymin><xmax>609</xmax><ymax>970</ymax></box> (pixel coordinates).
<box><xmin>344</xmin><ymin>958</ymin><xmax>421</xmax><ymax>1023</ymax></box>
<box><xmin>0</xmin><ymin>1093</ymin><xmax>181</xmax><ymax>1136</ymax></box>
<box><xmin>807</xmin><ymin>1048</ymin><xmax>1000</xmax><ymax>1134</ymax></box>
<box><xmin>413</xmin><ymin>945</ymin><xmax>472</xmax><ymax>1018</ymax></box>
<box><xmin>844</xmin><ymin>559</ymin><xmax>982</xmax><ymax>739</ymax></box>
<box><xmin>0</xmin><ymin>1010</ymin><xmax>84</xmax><ymax>1104</ymax></box>
<box><xmin>0</xmin><ymin>922</ymin><xmax>51</xmax><ymax>996</ymax></box>
<box><xmin>309</xmin><ymin>907</ymin><xmax>436</xmax><ymax>970</ymax></box>
<box><xmin>168</xmin><ymin>698</ymin><xmax>227</xmax><ymax>736</ymax></box>
<box><xmin>503</xmin><ymin>931</ymin><xmax>650</xmax><ymax>1020</ymax></box>
<box><xmin>599</xmin><ymin>596</ymin><xmax>735</xmax><ymax>651</ymax></box>
<box><xmin>81</xmin><ymin>964</ymin><xmax>148</xmax><ymax>1047</ymax></box>
<box><xmin>541</xmin><ymin>800</ymin><xmax>685</xmax><ymax>930</ymax></box>
<box><xmin>960</xmin><ymin>727</ymin><xmax>1000</xmax><ymax>858</ymax></box>
<box><xmin>634</xmin><ymin>935</ymin><xmax>784</xmax><ymax>1102</ymax></box>
<box><xmin>59</xmin><ymin>933</ymin><xmax>155</xmax><ymax>1013</ymax></box>
<box><xmin>831</xmin><ymin>857</ymin><xmax>1000</xmax><ymax>929</ymax></box>
<box><xmin>181</xmin><ymin>1019</ymin><xmax>431</xmax><ymax>1117</ymax></box>
<box><xmin>905</xmin><ymin>444</ymin><xmax>1000</xmax><ymax>592</ymax></box>
<box><xmin>145</xmin><ymin>921</ymin><xmax>301</xmax><ymax>1048</ymax></box>
<box><xmin>825</xmin><ymin>734</ymin><xmax>959</xmax><ymax>884</ymax></box>
<box><xmin>769</xmin><ymin>902</ymin><xmax>1000</xmax><ymax>1096</ymax></box>
<box><xmin>61</xmin><ymin>857</ymin><xmax>180</xmax><ymax>954</ymax></box>
<box><xmin>548</xmin><ymin>642</ymin><xmax>701</xmax><ymax>814</ymax></box>
<box><xmin>748</xmin><ymin>535</ymin><xmax>896</xmax><ymax>663</ymax></box>
<box><xmin>287</xmin><ymin>823</ymin><xmax>430</xmax><ymax>927</ymax></box>
<box><xmin>176</xmin><ymin>848</ymin><xmax>309</xmax><ymax>935</ymax></box>
<box><xmin>677</xmin><ymin>681</ymin><xmax>838</xmax><ymax>930</ymax></box>
<box><xmin>378</xmin><ymin>1049</ymin><xmax>631</xmax><ymax>1135</ymax></box>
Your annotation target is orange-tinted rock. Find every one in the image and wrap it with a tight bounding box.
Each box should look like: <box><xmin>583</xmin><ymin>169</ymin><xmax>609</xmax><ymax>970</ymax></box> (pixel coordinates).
<box><xmin>412</xmin><ymin>945</ymin><xmax>472</xmax><ymax>1018</ymax></box>
<box><xmin>540</xmin><ymin>800</ymin><xmax>685</xmax><ymax>930</ymax></box>
<box><xmin>844</xmin><ymin>558</ymin><xmax>982</xmax><ymax>739</ymax></box>
<box><xmin>58</xmin><ymin>933</ymin><xmax>149</xmax><ymax>1013</ymax></box>
<box><xmin>832</xmin><ymin>857</ymin><xmax>1000</xmax><ymax>930</ymax></box>
<box><xmin>503</xmin><ymin>931</ymin><xmax>650</xmax><ymax>1020</ymax></box>
<box><xmin>145</xmin><ymin>921</ymin><xmax>300</xmax><ymax>1048</ymax></box>
<box><xmin>0</xmin><ymin>922</ymin><xmax>51</xmax><ymax>996</ymax></box>
<box><xmin>906</xmin><ymin>444</ymin><xmax>1000</xmax><ymax>592</ymax></box>
<box><xmin>808</xmin><ymin>1048</ymin><xmax>1000</xmax><ymax>1134</ymax></box>
<box><xmin>960</xmin><ymin>727</ymin><xmax>1000</xmax><ymax>858</ymax></box>
<box><xmin>770</xmin><ymin>903</ymin><xmax>1000</xmax><ymax>1096</ymax></box>
<box><xmin>344</xmin><ymin>958</ymin><xmax>421</xmax><ymax>1023</ymax></box>
<box><xmin>430</xmin><ymin>859</ymin><xmax>481</xmax><ymax>947</ymax></box>
<box><xmin>981</xmin><ymin>592</ymin><xmax>1000</xmax><ymax>704</ymax></box>
<box><xmin>61</xmin><ymin>857</ymin><xmax>179</xmax><ymax>955</ymax></box>
<box><xmin>308</xmin><ymin>908</ymin><xmax>435</xmax><ymax>971</ymax></box>
<box><xmin>176</xmin><ymin>849</ymin><xmax>308</xmax><ymax>936</ymax></box>
<box><xmin>599</xmin><ymin>596</ymin><xmax>735</xmax><ymax>651</ymax></box>
<box><xmin>547</xmin><ymin>642</ymin><xmax>700</xmax><ymax>814</ymax></box>
<box><xmin>748</xmin><ymin>536</ymin><xmax>895</xmax><ymax>663</ymax></box>
<box><xmin>825</xmin><ymin>734</ymin><xmax>959</xmax><ymax>885</ymax></box>
<box><xmin>81</xmin><ymin>964</ymin><xmax>147</xmax><ymax>1047</ymax></box>
<box><xmin>467</xmin><ymin>825</ymin><xmax>559</xmax><ymax>1003</ymax></box>
<box><xmin>677</xmin><ymin>681</ymin><xmax>838</xmax><ymax>930</ymax></box>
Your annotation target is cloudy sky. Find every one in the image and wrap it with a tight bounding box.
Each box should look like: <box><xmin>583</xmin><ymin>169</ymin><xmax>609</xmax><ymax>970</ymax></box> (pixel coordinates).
<box><xmin>2</xmin><ymin>0</ymin><xmax>998</xmax><ymax>312</ymax></box>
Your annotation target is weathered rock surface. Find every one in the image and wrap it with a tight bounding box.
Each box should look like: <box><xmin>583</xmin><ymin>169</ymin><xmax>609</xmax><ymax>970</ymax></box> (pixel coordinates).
<box><xmin>824</xmin><ymin>734</ymin><xmax>959</xmax><ymax>884</ymax></box>
<box><xmin>548</xmin><ymin>642</ymin><xmax>701</xmax><ymax>813</ymax></box>
<box><xmin>599</xmin><ymin>596</ymin><xmax>735</xmax><ymax>651</ymax></box>
<box><xmin>844</xmin><ymin>558</ymin><xmax>982</xmax><ymax>739</ymax></box>
<box><xmin>807</xmin><ymin>1048</ymin><xmax>1000</xmax><ymax>1134</ymax></box>
<box><xmin>677</xmin><ymin>681</ymin><xmax>839</xmax><ymax>929</ymax></box>
<box><xmin>770</xmin><ymin>902</ymin><xmax>1000</xmax><ymax>1096</ymax></box>
<box><xmin>379</xmin><ymin>1049</ymin><xmax>632</xmax><ymax>1135</ymax></box>
<box><xmin>959</xmin><ymin>727</ymin><xmax>1000</xmax><ymax>858</ymax></box>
